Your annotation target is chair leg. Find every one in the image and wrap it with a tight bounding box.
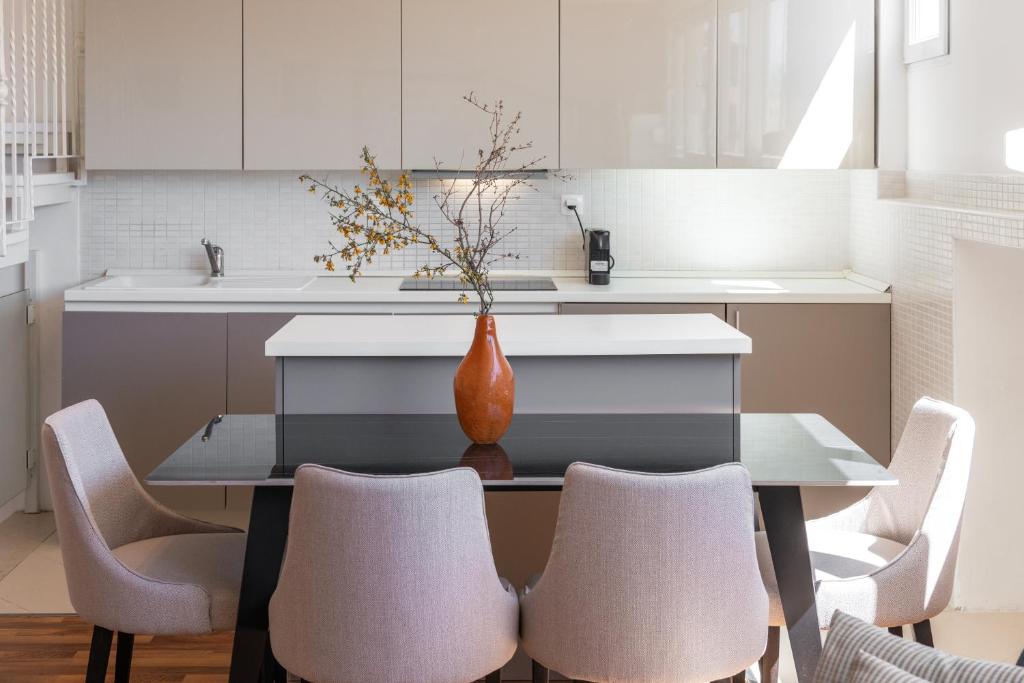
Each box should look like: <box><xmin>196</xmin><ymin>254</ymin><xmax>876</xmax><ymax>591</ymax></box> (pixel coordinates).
<box><xmin>259</xmin><ymin>641</ymin><xmax>286</xmax><ymax>683</ymax></box>
<box><xmin>913</xmin><ymin>619</ymin><xmax>934</xmax><ymax>647</ymax></box>
<box><xmin>86</xmin><ymin>625</ymin><xmax>114</xmax><ymax>683</ymax></box>
<box><xmin>114</xmin><ymin>632</ymin><xmax>134</xmax><ymax>683</ymax></box>
<box><xmin>889</xmin><ymin>625</ymin><xmax>904</xmax><ymax>637</ymax></box>
<box><xmin>484</xmin><ymin>670</ymin><xmax>502</xmax><ymax>683</ymax></box>
<box><xmin>759</xmin><ymin>626</ymin><xmax>780</xmax><ymax>683</ymax></box>
<box><xmin>532</xmin><ymin>660</ymin><xmax>550</xmax><ymax>683</ymax></box>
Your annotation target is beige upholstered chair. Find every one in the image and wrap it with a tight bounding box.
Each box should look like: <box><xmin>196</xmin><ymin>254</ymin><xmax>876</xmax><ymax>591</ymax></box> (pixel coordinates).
<box><xmin>757</xmin><ymin>397</ymin><xmax>976</xmax><ymax>677</ymax></box>
<box><xmin>520</xmin><ymin>462</ymin><xmax>768</xmax><ymax>683</ymax></box>
<box><xmin>42</xmin><ymin>399</ymin><xmax>246</xmax><ymax>683</ymax></box>
<box><xmin>268</xmin><ymin>464</ymin><xmax>519</xmax><ymax>683</ymax></box>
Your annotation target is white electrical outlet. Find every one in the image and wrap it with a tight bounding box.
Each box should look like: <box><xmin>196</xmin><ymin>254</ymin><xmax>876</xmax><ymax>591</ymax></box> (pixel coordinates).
<box><xmin>561</xmin><ymin>194</ymin><xmax>583</xmax><ymax>216</ymax></box>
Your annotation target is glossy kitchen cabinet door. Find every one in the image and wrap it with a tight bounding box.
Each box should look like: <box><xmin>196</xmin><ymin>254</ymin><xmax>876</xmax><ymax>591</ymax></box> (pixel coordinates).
<box><xmin>561</xmin><ymin>0</ymin><xmax>717</xmax><ymax>169</ymax></box>
<box><xmin>717</xmin><ymin>0</ymin><xmax>875</xmax><ymax>168</ymax></box>
<box><xmin>560</xmin><ymin>303</ymin><xmax>725</xmax><ymax>319</ymax></box>
<box><xmin>727</xmin><ymin>303</ymin><xmax>890</xmax><ymax>517</ymax></box>
<box><xmin>244</xmin><ymin>0</ymin><xmax>401</xmax><ymax>170</ymax></box>
<box><xmin>62</xmin><ymin>312</ymin><xmax>228</xmax><ymax>510</ymax></box>
<box><xmin>401</xmin><ymin>0</ymin><xmax>559</xmax><ymax>170</ymax></box>
<box><xmin>85</xmin><ymin>0</ymin><xmax>242</xmax><ymax>169</ymax></box>
<box><xmin>227</xmin><ymin>313</ymin><xmax>295</xmax><ymax>414</ymax></box>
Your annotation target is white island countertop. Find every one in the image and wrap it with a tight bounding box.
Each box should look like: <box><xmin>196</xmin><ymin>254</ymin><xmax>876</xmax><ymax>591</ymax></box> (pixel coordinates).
<box><xmin>265</xmin><ymin>313</ymin><xmax>753</xmax><ymax>357</ymax></box>
<box><xmin>65</xmin><ymin>270</ymin><xmax>891</xmax><ymax>312</ymax></box>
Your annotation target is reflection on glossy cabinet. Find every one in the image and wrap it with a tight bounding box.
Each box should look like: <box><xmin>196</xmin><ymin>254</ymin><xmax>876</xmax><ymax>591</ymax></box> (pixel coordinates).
<box><xmin>84</xmin><ymin>0</ymin><xmax>242</xmax><ymax>169</ymax></box>
<box><xmin>717</xmin><ymin>0</ymin><xmax>875</xmax><ymax>169</ymax></box>
<box><xmin>244</xmin><ymin>0</ymin><xmax>401</xmax><ymax>170</ymax></box>
<box><xmin>561</xmin><ymin>0</ymin><xmax>717</xmax><ymax>169</ymax></box>
<box><xmin>401</xmin><ymin>0</ymin><xmax>559</xmax><ymax>170</ymax></box>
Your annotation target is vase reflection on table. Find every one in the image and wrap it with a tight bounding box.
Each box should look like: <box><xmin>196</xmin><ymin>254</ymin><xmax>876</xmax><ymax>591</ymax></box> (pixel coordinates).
<box><xmin>459</xmin><ymin>442</ymin><xmax>514</xmax><ymax>480</ymax></box>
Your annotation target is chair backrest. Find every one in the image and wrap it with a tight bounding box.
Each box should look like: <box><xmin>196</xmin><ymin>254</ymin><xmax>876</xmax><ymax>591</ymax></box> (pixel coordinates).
<box><xmin>268</xmin><ymin>464</ymin><xmax>518</xmax><ymax>683</ymax></box>
<box><xmin>520</xmin><ymin>462</ymin><xmax>767</xmax><ymax>683</ymax></box>
<box><xmin>43</xmin><ymin>399</ymin><xmax>163</xmax><ymax>551</ymax></box>
<box><xmin>862</xmin><ymin>397</ymin><xmax>975</xmax><ymax>546</ymax></box>
<box><xmin>43</xmin><ymin>399</ymin><xmax>225</xmax><ymax>632</ymax></box>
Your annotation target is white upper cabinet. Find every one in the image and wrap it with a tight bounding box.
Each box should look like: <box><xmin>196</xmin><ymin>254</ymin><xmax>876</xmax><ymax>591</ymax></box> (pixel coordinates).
<box><xmin>401</xmin><ymin>0</ymin><xmax>559</xmax><ymax>171</ymax></box>
<box><xmin>84</xmin><ymin>0</ymin><xmax>242</xmax><ymax>170</ymax></box>
<box><xmin>717</xmin><ymin>0</ymin><xmax>875</xmax><ymax>169</ymax></box>
<box><xmin>244</xmin><ymin>0</ymin><xmax>401</xmax><ymax>170</ymax></box>
<box><xmin>561</xmin><ymin>0</ymin><xmax>717</xmax><ymax>169</ymax></box>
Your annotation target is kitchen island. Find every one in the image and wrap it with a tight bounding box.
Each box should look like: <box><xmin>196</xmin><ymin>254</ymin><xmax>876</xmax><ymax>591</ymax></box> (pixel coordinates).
<box><xmin>265</xmin><ymin>313</ymin><xmax>751</xmax><ymax>417</ymax></box>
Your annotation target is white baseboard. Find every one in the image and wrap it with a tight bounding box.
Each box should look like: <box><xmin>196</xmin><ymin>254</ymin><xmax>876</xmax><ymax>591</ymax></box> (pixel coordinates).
<box><xmin>0</xmin><ymin>490</ymin><xmax>25</xmax><ymax>524</ymax></box>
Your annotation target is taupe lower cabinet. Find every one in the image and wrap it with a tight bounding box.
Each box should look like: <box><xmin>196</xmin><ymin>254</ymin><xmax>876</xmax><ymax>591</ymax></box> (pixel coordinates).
<box><xmin>560</xmin><ymin>302</ymin><xmax>726</xmax><ymax>318</ymax></box>
<box><xmin>63</xmin><ymin>306</ymin><xmax>889</xmax><ymax>519</ymax></box>
<box><xmin>62</xmin><ymin>313</ymin><xmax>298</xmax><ymax>510</ymax></box>
<box><xmin>227</xmin><ymin>314</ymin><xmax>296</xmax><ymax>414</ymax></box>
<box><xmin>727</xmin><ymin>303</ymin><xmax>891</xmax><ymax>516</ymax></box>
<box><xmin>562</xmin><ymin>301</ymin><xmax>891</xmax><ymax>517</ymax></box>
<box><xmin>62</xmin><ymin>313</ymin><xmax>229</xmax><ymax>509</ymax></box>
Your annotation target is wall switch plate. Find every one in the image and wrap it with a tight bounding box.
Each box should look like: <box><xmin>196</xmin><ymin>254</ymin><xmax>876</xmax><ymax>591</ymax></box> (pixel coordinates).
<box><xmin>561</xmin><ymin>194</ymin><xmax>583</xmax><ymax>216</ymax></box>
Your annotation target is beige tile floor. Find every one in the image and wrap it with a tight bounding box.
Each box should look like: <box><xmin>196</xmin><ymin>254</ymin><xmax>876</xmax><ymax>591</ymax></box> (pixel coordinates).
<box><xmin>1</xmin><ymin>511</ymin><xmax>1021</xmax><ymax>681</ymax></box>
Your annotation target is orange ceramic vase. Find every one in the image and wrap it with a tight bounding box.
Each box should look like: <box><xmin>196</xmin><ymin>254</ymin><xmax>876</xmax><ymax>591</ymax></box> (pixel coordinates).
<box><xmin>454</xmin><ymin>315</ymin><xmax>515</xmax><ymax>444</ymax></box>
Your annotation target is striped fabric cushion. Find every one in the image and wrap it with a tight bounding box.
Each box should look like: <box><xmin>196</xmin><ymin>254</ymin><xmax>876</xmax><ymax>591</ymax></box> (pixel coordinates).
<box><xmin>817</xmin><ymin>611</ymin><xmax>1024</xmax><ymax>683</ymax></box>
<box><xmin>851</xmin><ymin>651</ymin><xmax>929</xmax><ymax>683</ymax></box>
<box><xmin>816</xmin><ymin>611</ymin><xmax>948</xmax><ymax>682</ymax></box>
<box><xmin>941</xmin><ymin>657</ymin><xmax>1024</xmax><ymax>683</ymax></box>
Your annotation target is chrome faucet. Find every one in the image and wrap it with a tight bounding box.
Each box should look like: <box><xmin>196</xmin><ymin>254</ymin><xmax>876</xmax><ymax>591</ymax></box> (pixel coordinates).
<box><xmin>200</xmin><ymin>238</ymin><xmax>225</xmax><ymax>277</ymax></box>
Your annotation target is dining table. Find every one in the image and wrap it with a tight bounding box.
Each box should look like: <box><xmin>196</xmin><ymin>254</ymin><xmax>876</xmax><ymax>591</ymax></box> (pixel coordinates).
<box><xmin>147</xmin><ymin>411</ymin><xmax>896</xmax><ymax>683</ymax></box>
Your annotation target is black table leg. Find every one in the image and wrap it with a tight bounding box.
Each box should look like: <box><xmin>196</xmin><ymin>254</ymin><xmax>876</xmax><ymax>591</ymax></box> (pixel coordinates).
<box><xmin>229</xmin><ymin>486</ymin><xmax>293</xmax><ymax>683</ymax></box>
<box><xmin>759</xmin><ymin>486</ymin><xmax>821</xmax><ymax>683</ymax></box>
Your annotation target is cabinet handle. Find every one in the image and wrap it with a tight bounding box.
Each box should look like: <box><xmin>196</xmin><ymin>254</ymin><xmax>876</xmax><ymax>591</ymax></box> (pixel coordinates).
<box><xmin>734</xmin><ymin>309</ymin><xmax>741</xmax><ymax>331</ymax></box>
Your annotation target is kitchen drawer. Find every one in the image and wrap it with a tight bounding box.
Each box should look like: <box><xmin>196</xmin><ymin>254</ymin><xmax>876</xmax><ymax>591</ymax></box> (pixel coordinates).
<box><xmin>560</xmin><ymin>303</ymin><xmax>726</xmax><ymax>318</ymax></box>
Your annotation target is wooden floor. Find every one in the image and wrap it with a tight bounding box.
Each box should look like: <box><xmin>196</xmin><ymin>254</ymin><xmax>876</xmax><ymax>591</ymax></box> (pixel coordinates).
<box><xmin>0</xmin><ymin>615</ymin><xmax>233</xmax><ymax>682</ymax></box>
<box><xmin>0</xmin><ymin>615</ymin><xmax>521</xmax><ymax>682</ymax></box>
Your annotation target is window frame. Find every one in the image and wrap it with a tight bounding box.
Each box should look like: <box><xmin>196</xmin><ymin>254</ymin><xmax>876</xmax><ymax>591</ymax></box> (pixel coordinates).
<box><xmin>904</xmin><ymin>0</ymin><xmax>949</xmax><ymax>64</ymax></box>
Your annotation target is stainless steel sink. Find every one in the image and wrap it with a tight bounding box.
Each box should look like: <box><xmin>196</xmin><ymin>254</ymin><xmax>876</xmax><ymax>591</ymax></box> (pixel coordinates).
<box><xmin>86</xmin><ymin>274</ymin><xmax>315</xmax><ymax>291</ymax></box>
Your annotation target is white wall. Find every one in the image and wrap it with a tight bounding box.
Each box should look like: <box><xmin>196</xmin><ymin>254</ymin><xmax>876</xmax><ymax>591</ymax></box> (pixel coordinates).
<box><xmin>906</xmin><ymin>0</ymin><xmax>1024</xmax><ymax>172</ymax></box>
<box><xmin>29</xmin><ymin>193</ymin><xmax>82</xmax><ymax>511</ymax></box>
<box><xmin>953</xmin><ymin>240</ymin><xmax>1024</xmax><ymax>611</ymax></box>
<box><xmin>876</xmin><ymin>0</ymin><xmax>907</xmax><ymax>170</ymax></box>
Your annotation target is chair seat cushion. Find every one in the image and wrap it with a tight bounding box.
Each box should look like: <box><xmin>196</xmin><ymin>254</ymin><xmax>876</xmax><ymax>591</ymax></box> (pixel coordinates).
<box><xmin>112</xmin><ymin>532</ymin><xmax>246</xmax><ymax>631</ymax></box>
<box><xmin>756</xmin><ymin>529</ymin><xmax>908</xmax><ymax>626</ymax></box>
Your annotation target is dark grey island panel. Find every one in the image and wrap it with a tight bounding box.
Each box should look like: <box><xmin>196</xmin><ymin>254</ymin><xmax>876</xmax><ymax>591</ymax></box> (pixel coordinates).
<box><xmin>277</xmin><ymin>354</ymin><xmax>740</xmax><ymax>415</ymax></box>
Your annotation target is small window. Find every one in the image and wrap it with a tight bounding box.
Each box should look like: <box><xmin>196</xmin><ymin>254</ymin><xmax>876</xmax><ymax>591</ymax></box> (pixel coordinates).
<box><xmin>905</xmin><ymin>0</ymin><xmax>949</xmax><ymax>63</ymax></box>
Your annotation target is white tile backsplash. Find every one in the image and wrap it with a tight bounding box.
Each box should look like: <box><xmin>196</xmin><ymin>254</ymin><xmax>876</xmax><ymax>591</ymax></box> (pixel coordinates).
<box><xmin>80</xmin><ymin>169</ymin><xmax>852</xmax><ymax>280</ymax></box>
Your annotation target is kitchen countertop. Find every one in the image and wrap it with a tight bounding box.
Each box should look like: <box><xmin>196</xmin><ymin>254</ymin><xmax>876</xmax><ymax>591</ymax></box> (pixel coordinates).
<box><xmin>64</xmin><ymin>270</ymin><xmax>891</xmax><ymax>312</ymax></box>
<box><xmin>266</xmin><ymin>313</ymin><xmax>752</xmax><ymax>357</ymax></box>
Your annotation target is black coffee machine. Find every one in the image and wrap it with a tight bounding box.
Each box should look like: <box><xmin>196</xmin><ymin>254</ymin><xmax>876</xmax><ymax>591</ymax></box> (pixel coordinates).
<box><xmin>585</xmin><ymin>229</ymin><xmax>615</xmax><ymax>285</ymax></box>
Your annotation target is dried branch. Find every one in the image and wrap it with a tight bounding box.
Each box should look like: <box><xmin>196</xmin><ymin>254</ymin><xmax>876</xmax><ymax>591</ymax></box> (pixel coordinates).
<box><xmin>306</xmin><ymin>94</ymin><xmax>554</xmax><ymax>315</ymax></box>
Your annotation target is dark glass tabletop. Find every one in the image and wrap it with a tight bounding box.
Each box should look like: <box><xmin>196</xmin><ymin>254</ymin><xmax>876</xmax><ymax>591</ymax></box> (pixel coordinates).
<box><xmin>146</xmin><ymin>413</ymin><xmax>895</xmax><ymax>489</ymax></box>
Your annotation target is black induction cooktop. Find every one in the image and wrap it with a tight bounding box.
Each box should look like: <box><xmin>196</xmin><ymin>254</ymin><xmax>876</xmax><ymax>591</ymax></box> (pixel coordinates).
<box><xmin>399</xmin><ymin>276</ymin><xmax>557</xmax><ymax>291</ymax></box>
